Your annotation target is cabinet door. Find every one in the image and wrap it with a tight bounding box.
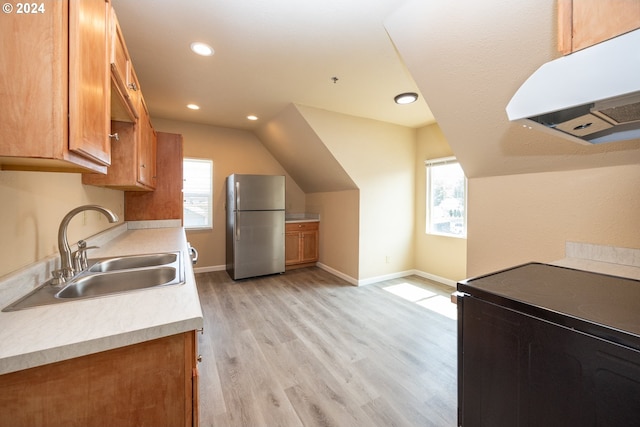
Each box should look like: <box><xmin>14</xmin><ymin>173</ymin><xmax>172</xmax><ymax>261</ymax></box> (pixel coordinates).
<box><xmin>300</xmin><ymin>230</ymin><xmax>319</xmax><ymax>262</ymax></box>
<box><xmin>185</xmin><ymin>330</ymin><xmax>198</xmax><ymax>427</ymax></box>
<box><xmin>68</xmin><ymin>0</ymin><xmax>111</xmax><ymax>166</ymax></box>
<box><xmin>459</xmin><ymin>295</ymin><xmax>640</xmax><ymax>426</ymax></box>
<box><xmin>109</xmin><ymin>7</ymin><xmax>138</xmax><ymax>122</ymax></box>
<box><xmin>0</xmin><ymin>0</ymin><xmax>66</xmax><ymax>160</ymax></box>
<box><xmin>458</xmin><ymin>296</ymin><xmax>522</xmax><ymax>426</ymax></box>
<box><xmin>137</xmin><ymin>98</ymin><xmax>156</xmax><ymax>187</ymax></box>
<box><xmin>285</xmin><ymin>231</ymin><xmax>301</xmax><ymax>264</ymax></box>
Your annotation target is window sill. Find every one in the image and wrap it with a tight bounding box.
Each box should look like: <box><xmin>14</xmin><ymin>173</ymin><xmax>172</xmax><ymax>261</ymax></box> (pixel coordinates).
<box><xmin>426</xmin><ymin>232</ymin><xmax>467</xmax><ymax>239</ymax></box>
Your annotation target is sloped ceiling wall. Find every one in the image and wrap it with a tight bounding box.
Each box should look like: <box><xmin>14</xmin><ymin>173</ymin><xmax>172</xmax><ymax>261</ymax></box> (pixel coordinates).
<box><xmin>385</xmin><ymin>0</ymin><xmax>640</xmax><ymax>179</ymax></box>
<box><xmin>254</xmin><ymin>104</ymin><xmax>357</xmax><ymax>193</ymax></box>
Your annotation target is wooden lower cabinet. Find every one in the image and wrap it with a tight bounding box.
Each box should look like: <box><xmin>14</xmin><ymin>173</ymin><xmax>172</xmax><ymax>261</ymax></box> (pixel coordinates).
<box><xmin>285</xmin><ymin>221</ymin><xmax>319</xmax><ymax>269</ymax></box>
<box><xmin>0</xmin><ymin>331</ymin><xmax>199</xmax><ymax>427</ymax></box>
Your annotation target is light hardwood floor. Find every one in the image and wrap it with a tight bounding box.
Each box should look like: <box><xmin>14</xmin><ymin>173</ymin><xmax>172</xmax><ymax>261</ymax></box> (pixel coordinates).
<box><xmin>195</xmin><ymin>267</ymin><xmax>457</xmax><ymax>427</ymax></box>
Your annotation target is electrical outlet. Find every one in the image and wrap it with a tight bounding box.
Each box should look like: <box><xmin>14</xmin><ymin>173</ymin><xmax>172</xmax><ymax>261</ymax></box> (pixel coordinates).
<box><xmin>385</xmin><ymin>255</ymin><xmax>391</xmax><ymax>264</ymax></box>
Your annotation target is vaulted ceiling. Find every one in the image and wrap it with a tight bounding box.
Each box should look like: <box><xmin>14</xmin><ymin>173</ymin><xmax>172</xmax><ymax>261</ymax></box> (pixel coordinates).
<box><xmin>113</xmin><ymin>0</ymin><xmax>640</xmax><ymax>180</ymax></box>
<box><xmin>111</xmin><ymin>0</ymin><xmax>434</xmax><ymax>131</ymax></box>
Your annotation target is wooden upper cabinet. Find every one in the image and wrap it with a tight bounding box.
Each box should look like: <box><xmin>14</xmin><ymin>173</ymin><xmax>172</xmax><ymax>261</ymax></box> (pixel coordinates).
<box><xmin>125</xmin><ymin>132</ymin><xmax>184</xmax><ymax>222</ymax></box>
<box><xmin>83</xmin><ymin>7</ymin><xmax>157</xmax><ymax>191</ymax></box>
<box><xmin>558</xmin><ymin>0</ymin><xmax>640</xmax><ymax>54</ymax></box>
<box><xmin>81</xmin><ymin>103</ymin><xmax>157</xmax><ymax>191</ymax></box>
<box><xmin>69</xmin><ymin>0</ymin><xmax>111</xmax><ymax>166</ymax></box>
<box><xmin>0</xmin><ymin>0</ymin><xmax>110</xmax><ymax>173</ymax></box>
<box><xmin>110</xmin><ymin>8</ymin><xmax>139</xmax><ymax>122</ymax></box>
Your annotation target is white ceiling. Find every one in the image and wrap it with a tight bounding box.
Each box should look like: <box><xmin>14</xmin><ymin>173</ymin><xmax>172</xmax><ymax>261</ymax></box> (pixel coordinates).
<box><xmin>111</xmin><ymin>0</ymin><xmax>435</xmax><ymax>131</ymax></box>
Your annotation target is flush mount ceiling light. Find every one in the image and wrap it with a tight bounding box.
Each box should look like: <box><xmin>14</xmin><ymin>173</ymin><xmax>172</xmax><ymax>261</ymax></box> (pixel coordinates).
<box><xmin>394</xmin><ymin>92</ymin><xmax>418</xmax><ymax>105</ymax></box>
<box><xmin>186</xmin><ymin>104</ymin><xmax>200</xmax><ymax>110</ymax></box>
<box><xmin>247</xmin><ymin>115</ymin><xmax>259</xmax><ymax>121</ymax></box>
<box><xmin>190</xmin><ymin>42</ymin><xmax>214</xmax><ymax>57</ymax></box>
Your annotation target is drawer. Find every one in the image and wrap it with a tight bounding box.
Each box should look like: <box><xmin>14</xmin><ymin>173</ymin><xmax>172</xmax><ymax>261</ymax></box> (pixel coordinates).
<box><xmin>285</xmin><ymin>221</ymin><xmax>319</xmax><ymax>232</ymax></box>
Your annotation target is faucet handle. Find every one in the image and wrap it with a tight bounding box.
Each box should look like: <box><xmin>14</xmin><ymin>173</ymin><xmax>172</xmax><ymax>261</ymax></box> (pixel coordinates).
<box><xmin>51</xmin><ymin>269</ymin><xmax>70</xmax><ymax>285</ymax></box>
<box><xmin>75</xmin><ymin>240</ymin><xmax>99</xmax><ymax>271</ymax></box>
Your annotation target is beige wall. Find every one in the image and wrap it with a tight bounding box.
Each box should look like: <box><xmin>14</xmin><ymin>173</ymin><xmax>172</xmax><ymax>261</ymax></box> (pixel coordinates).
<box><xmin>0</xmin><ymin>171</ymin><xmax>123</xmax><ymax>278</ymax></box>
<box><xmin>415</xmin><ymin>124</ymin><xmax>467</xmax><ymax>282</ymax></box>
<box><xmin>467</xmin><ymin>164</ymin><xmax>640</xmax><ymax>278</ymax></box>
<box><xmin>297</xmin><ymin>106</ymin><xmax>416</xmax><ymax>281</ymax></box>
<box><xmin>152</xmin><ymin>118</ymin><xmax>306</xmax><ymax>270</ymax></box>
<box><xmin>306</xmin><ymin>190</ymin><xmax>360</xmax><ymax>279</ymax></box>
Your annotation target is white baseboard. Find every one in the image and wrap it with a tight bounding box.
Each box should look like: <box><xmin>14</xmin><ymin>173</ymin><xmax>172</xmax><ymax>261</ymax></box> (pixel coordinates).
<box><xmin>193</xmin><ymin>262</ymin><xmax>458</xmax><ymax>290</ymax></box>
<box><xmin>317</xmin><ymin>264</ymin><xmax>457</xmax><ymax>288</ymax></box>
<box><xmin>410</xmin><ymin>270</ymin><xmax>458</xmax><ymax>288</ymax></box>
<box><xmin>193</xmin><ymin>264</ymin><xmax>226</xmax><ymax>274</ymax></box>
<box><xmin>357</xmin><ymin>270</ymin><xmax>416</xmax><ymax>286</ymax></box>
<box><xmin>316</xmin><ymin>263</ymin><xmax>358</xmax><ymax>286</ymax></box>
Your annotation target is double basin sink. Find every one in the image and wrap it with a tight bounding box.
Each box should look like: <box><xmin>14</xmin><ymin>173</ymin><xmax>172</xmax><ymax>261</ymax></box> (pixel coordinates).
<box><xmin>3</xmin><ymin>252</ymin><xmax>184</xmax><ymax>311</ymax></box>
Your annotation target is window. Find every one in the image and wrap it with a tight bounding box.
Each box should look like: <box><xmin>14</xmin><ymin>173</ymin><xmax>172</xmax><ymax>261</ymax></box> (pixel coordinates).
<box><xmin>183</xmin><ymin>158</ymin><xmax>213</xmax><ymax>229</ymax></box>
<box><xmin>426</xmin><ymin>157</ymin><xmax>466</xmax><ymax>238</ymax></box>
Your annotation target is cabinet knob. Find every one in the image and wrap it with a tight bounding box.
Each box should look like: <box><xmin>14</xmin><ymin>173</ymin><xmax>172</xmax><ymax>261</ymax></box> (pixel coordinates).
<box><xmin>128</xmin><ymin>82</ymin><xmax>138</xmax><ymax>91</ymax></box>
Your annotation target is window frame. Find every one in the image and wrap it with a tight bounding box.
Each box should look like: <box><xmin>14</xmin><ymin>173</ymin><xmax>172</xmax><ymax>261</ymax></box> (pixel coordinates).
<box><xmin>425</xmin><ymin>156</ymin><xmax>467</xmax><ymax>239</ymax></box>
<box><xmin>182</xmin><ymin>157</ymin><xmax>213</xmax><ymax>230</ymax></box>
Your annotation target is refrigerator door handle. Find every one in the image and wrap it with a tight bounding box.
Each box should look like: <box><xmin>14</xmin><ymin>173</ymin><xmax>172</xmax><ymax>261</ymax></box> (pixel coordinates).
<box><xmin>235</xmin><ymin>210</ymin><xmax>240</xmax><ymax>240</ymax></box>
<box><xmin>235</xmin><ymin>181</ymin><xmax>241</xmax><ymax>241</ymax></box>
<box><xmin>235</xmin><ymin>181</ymin><xmax>240</xmax><ymax>210</ymax></box>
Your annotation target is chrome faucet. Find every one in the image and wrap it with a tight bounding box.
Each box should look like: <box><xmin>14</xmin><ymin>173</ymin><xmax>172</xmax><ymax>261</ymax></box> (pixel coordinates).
<box><xmin>56</xmin><ymin>205</ymin><xmax>119</xmax><ymax>281</ymax></box>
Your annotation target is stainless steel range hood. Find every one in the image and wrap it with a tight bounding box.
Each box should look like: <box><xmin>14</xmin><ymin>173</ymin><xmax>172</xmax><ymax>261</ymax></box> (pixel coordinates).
<box><xmin>506</xmin><ymin>28</ymin><xmax>640</xmax><ymax>145</ymax></box>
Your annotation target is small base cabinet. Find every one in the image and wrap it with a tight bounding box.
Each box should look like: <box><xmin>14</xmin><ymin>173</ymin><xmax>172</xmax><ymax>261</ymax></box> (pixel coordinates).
<box><xmin>0</xmin><ymin>331</ymin><xmax>199</xmax><ymax>427</ymax></box>
<box><xmin>285</xmin><ymin>221</ymin><xmax>319</xmax><ymax>269</ymax></box>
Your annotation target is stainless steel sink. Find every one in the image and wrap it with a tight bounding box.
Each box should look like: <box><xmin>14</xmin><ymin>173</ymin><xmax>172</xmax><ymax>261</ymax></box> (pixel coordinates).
<box><xmin>88</xmin><ymin>252</ymin><xmax>178</xmax><ymax>272</ymax></box>
<box><xmin>57</xmin><ymin>267</ymin><xmax>179</xmax><ymax>299</ymax></box>
<box><xmin>2</xmin><ymin>252</ymin><xmax>184</xmax><ymax>311</ymax></box>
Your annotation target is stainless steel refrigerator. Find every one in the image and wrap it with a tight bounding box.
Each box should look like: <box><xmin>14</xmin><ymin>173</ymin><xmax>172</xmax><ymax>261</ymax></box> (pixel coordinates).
<box><xmin>225</xmin><ymin>174</ymin><xmax>285</xmax><ymax>280</ymax></box>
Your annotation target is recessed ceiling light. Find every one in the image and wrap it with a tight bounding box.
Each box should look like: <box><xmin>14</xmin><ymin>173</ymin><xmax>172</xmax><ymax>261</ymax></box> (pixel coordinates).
<box><xmin>394</xmin><ymin>92</ymin><xmax>418</xmax><ymax>104</ymax></box>
<box><xmin>190</xmin><ymin>42</ymin><xmax>214</xmax><ymax>57</ymax></box>
<box><xmin>187</xmin><ymin>104</ymin><xmax>200</xmax><ymax>110</ymax></box>
<box><xmin>247</xmin><ymin>115</ymin><xmax>259</xmax><ymax>121</ymax></box>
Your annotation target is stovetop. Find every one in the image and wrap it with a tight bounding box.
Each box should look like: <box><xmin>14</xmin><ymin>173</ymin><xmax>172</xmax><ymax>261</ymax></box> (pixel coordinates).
<box><xmin>458</xmin><ymin>262</ymin><xmax>640</xmax><ymax>346</ymax></box>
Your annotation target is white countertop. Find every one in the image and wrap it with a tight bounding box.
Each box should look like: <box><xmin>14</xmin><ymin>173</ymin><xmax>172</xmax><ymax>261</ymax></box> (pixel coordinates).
<box><xmin>0</xmin><ymin>225</ymin><xmax>203</xmax><ymax>375</ymax></box>
<box><xmin>285</xmin><ymin>213</ymin><xmax>320</xmax><ymax>223</ymax></box>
